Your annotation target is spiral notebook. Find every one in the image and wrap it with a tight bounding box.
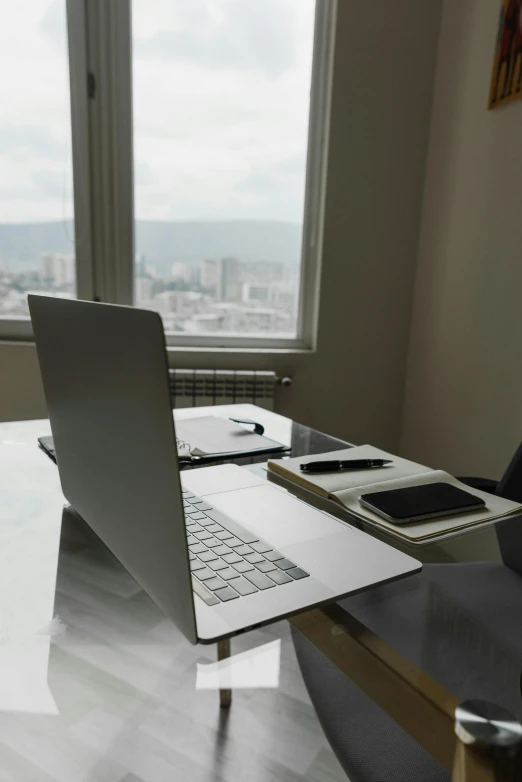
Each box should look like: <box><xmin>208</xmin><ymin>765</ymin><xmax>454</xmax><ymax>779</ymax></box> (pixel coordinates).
<box><xmin>38</xmin><ymin>416</ymin><xmax>288</xmax><ymax>467</ymax></box>
<box><xmin>174</xmin><ymin>416</ymin><xmax>288</xmax><ymax>462</ymax></box>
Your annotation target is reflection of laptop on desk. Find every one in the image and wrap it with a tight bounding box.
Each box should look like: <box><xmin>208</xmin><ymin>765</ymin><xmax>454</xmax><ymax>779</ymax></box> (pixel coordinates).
<box><xmin>29</xmin><ymin>295</ymin><xmax>421</xmax><ymax>644</ymax></box>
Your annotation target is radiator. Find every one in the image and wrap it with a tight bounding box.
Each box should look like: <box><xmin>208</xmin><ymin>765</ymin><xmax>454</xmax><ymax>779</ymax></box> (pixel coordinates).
<box><xmin>169</xmin><ymin>369</ymin><xmax>282</xmax><ymax>411</ymax></box>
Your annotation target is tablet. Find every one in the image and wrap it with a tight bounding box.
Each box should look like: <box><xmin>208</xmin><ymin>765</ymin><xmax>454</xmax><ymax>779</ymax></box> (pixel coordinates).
<box><xmin>359</xmin><ymin>482</ymin><xmax>486</xmax><ymax>525</ymax></box>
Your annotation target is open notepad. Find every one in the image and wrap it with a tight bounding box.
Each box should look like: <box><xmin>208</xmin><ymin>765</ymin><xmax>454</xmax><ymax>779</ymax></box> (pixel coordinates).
<box><xmin>268</xmin><ymin>445</ymin><xmax>522</xmax><ymax>542</ymax></box>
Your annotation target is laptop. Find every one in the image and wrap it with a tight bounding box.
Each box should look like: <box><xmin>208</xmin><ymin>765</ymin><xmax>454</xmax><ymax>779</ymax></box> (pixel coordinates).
<box><xmin>29</xmin><ymin>295</ymin><xmax>421</xmax><ymax>644</ymax></box>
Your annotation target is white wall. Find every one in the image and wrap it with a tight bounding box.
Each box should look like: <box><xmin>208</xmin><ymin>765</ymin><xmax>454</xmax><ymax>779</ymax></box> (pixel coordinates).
<box><xmin>291</xmin><ymin>0</ymin><xmax>442</xmax><ymax>448</ymax></box>
<box><xmin>400</xmin><ymin>0</ymin><xmax>522</xmax><ymax>479</ymax></box>
<box><xmin>0</xmin><ymin>342</ymin><xmax>47</xmax><ymax>422</ymax></box>
<box><xmin>0</xmin><ymin>1</ymin><xmax>442</xmax><ymax>452</ymax></box>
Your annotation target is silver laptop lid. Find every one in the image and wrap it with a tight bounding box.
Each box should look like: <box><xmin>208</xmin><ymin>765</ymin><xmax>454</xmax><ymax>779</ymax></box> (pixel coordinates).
<box><xmin>29</xmin><ymin>295</ymin><xmax>197</xmax><ymax>644</ymax></box>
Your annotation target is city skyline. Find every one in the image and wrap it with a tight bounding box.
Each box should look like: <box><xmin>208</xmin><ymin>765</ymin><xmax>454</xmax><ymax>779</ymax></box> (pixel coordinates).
<box><xmin>0</xmin><ymin>249</ymin><xmax>299</xmax><ymax>337</ymax></box>
<box><xmin>136</xmin><ymin>253</ymin><xmax>299</xmax><ymax>335</ymax></box>
<box><xmin>0</xmin><ymin>0</ymin><xmax>315</xmax><ymax>339</ymax></box>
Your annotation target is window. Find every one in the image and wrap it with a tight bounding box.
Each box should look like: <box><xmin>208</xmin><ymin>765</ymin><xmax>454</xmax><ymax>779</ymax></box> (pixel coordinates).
<box><xmin>132</xmin><ymin>0</ymin><xmax>316</xmax><ymax>340</ymax></box>
<box><xmin>0</xmin><ymin>0</ymin><xmax>335</xmax><ymax>350</ymax></box>
<box><xmin>0</xmin><ymin>1</ymin><xmax>76</xmax><ymax>327</ymax></box>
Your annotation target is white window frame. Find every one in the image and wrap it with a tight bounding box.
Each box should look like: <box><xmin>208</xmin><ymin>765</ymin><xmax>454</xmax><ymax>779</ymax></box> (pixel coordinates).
<box><xmin>0</xmin><ymin>0</ymin><xmax>97</xmax><ymax>342</ymax></box>
<box><xmin>158</xmin><ymin>0</ymin><xmax>336</xmax><ymax>351</ymax></box>
<box><xmin>68</xmin><ymin>0</ymin><xmax>134</xmax><ymax>307</ymax></box>
<box><xmin>0</xmin><ymin>0</ymin><xmax>336</xmax><ymax>352</ymax></box>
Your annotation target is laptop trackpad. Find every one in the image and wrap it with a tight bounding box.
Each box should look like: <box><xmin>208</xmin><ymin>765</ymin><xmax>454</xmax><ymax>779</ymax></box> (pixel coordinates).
<box><xmin>205</xmin><ymin>485</ymin><xmax>347</xmax><ymax>548</ymax></box>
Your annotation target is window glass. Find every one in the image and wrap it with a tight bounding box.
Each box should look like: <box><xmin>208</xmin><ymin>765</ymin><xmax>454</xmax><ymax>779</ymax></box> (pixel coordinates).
<box><xmin>0</xmin><ymin>0</ymin><xmax>75</xmax><ymax>318</ymax></box>
<box><xmin>133</xmin><ymin>0</ymin><xmax>316</xmax><ymax>337</ymax></box>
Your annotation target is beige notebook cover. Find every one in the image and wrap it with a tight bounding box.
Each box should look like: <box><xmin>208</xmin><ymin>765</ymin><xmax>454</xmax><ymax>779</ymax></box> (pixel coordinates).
<box><xmin>268</xmin><ymin>445</ymin><xmax>522</xmax><ymax>542</ymax></box>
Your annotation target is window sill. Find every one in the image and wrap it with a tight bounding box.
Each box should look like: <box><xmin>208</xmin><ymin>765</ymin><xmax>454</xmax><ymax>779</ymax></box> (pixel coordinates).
<box><xmin>166</xmin><ymin>344</ymin><xmax>314</xmax><ymax>356</ymax></box>
<box><xmin>0</xmin><ymin>338</ymin><xmax>315</xmax><ymax>364</ymax></box>
<box><xmin>165</xmin><ymin>344</ymin><xmax>314</xmax><ymax>372</ymax></box>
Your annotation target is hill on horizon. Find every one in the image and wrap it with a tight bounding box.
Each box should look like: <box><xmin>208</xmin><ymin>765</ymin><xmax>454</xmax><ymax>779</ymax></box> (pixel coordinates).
<box><xmin>0</xmin><ymin>219</ymin><xmax>302</xmax><ymax>274</ymax></box>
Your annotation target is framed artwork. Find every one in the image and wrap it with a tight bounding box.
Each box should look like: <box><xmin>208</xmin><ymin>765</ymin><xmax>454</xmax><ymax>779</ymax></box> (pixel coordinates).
<box><xmin>489</xmin><ymin>0</ymin><xmax>522</xmax><ymax>109</ymax></box>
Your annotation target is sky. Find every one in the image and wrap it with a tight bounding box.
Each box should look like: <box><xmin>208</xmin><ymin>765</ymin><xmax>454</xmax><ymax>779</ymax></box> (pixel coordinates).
<box><xmin>0</xmin><ymin>0</ymin><xmax>316</xmax><ymax>225</ymax></box>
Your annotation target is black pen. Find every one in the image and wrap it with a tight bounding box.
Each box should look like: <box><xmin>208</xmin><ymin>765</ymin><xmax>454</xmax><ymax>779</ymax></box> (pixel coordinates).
<box><xmin>300</xmin><ymin>458</ymin><xmax>392</xmax><ymax>473</ymax></box>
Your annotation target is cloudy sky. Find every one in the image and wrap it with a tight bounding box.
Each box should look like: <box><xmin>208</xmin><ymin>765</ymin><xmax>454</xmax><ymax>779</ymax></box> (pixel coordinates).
<box><xmin>0</xmin><ymin>1</ymin><xmax>72</xmax><ymax>223</ymax></box>
<box><xmin>0</xmin><ymin>0</ymin><xmax>315</xmax><ymax>225</ymax></box>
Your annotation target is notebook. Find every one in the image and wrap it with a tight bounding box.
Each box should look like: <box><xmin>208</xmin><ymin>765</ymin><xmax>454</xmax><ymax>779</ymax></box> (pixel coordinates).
<box><xmin>39</xmin><ymin>416</ymin><xmax>288</xmax><ymax>467</ymax></box>
<box><xmin>174</xmin><ymin>416</ymin><xmax>288</xmax><ymax>462</ymax></box>
<box><xmin>268</xmin><ymin>444</ymin><xmax>522</xmax><ymax>542</ymax></box>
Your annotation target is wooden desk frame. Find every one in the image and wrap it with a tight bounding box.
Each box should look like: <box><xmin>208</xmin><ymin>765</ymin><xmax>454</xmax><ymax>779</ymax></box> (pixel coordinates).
<box><xmin>290</xmin><ymin>606</ymin><xmax>521</xmax><ymax>781</ymax></box>
<box><xmin>218</xmin><ymin>604</ymin><xmax>521</xmax><ymax>781</ymax></box>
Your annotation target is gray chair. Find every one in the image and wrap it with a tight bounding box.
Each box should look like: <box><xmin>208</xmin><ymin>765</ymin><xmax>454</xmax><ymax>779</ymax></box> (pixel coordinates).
<box><xmin>292</xmin><ymin>609</ymin><xmax>450</xmax><ymax>781</ymax></box>
<box><xmin>459</xmin><ymin>440</ymin><xmax>522</xmax><ymax>503</ymax></box>
<box><xmin>292</xmin><ymin>559</ymin><xmax>522</xmax><ymax>781</ymax></box>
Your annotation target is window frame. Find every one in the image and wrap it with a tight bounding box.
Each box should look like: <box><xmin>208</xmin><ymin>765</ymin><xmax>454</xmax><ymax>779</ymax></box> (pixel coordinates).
<box><xmin>0</xmin><ymin>0</ymin><xmax>336</xmax><ymax>352</ymax></box>
<box><xmin>139</xmin><ymin>0</ymin><xmax>337</xmax><ymax>352</ymax></box>
<box><xmin>0</xmin><ymin>0</ymin><xmax>95</xmax><ymax>341</ymax></box>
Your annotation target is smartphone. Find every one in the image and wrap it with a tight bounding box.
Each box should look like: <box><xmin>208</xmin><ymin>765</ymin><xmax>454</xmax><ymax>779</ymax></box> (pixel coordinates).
<box><xmin>359</xmin><ymin>482</ymin><xmax>486</xmax><ymax>525</ymax></box>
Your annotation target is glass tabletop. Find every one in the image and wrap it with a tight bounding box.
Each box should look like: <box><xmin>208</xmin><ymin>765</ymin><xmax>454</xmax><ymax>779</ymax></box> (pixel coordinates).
<box><xmin>336</xmin><ymin>515</ymin><xmax>522</xmax><ymax>722</ymax></box>
<box><xmin>176</xmin><ymin>407</ymin><xmax>522</xmax><ymax>724</ymax></box>
<box><xmin>0</xmin><ymin>406</ymin><xmax>353</xmax><ymax>779</ymax></box>
<box><xmin>173</xmin><ymin>403</ymin><xmax>352</xmax><ymax>469</ymax></box>
<box><xmin>1</xmin><ymin>405</ymin><xmax>521</xmax><ymax>777</ymax></box>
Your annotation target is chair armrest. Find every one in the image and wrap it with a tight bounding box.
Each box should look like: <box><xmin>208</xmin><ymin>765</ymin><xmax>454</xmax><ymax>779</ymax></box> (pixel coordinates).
<box><xmin>457</xmin><ymin>477</ymin><xmax>498</xmax><ymax>494</ymax></box>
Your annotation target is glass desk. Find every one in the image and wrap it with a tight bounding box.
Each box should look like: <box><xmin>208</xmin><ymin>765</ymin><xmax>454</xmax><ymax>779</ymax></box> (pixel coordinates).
<box><xmin>1</xmin><ymin>405</ymin><xmax>520</xmax><ymax>781</ymax></box>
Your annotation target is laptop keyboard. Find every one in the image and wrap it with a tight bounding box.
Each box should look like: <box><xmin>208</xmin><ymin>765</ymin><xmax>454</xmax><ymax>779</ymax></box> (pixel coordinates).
<box><xmin>182</xmin><ymin>488</ymin><xmax>310</xmax><ymax>606</ymax></box>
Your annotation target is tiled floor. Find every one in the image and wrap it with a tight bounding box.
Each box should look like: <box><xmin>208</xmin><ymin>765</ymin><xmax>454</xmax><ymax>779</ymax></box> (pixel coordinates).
<box><xmin>0</xmin><ymin>531</ymin><xmax>348</xmax><ymax>782</ymax></box>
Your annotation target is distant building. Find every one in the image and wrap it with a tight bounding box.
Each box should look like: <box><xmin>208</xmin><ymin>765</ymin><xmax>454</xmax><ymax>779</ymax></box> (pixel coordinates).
<box><xmin>153</xmin><ymin>290</ymin><xmax>205</xmax><ymax>319</ymax></box>
<box><xmin>136</xmin><ymin>277</ymin><xmax>153</xmax><ymax>302</ymax></box>
<box><xmin>271</xmin><ymin>284</ymin><xmax>297</xmax><ymax>313</ymax></box>
<box><xmin>241</xmin><ymin>307</ymin><xmax>277</xmax><ymax>332</ymax></box>
<box><xmin>40</xmin><ymin>253</ymin><xmax>75</xmax><ymax>286</ymax></box>
<box><xmin>242</xmin><ymin>260</ymin><xmax>285</xmax><ymax>283</ymax></box>
<box><xmin>217</xmin><ymin>257</ymin><xmax>241</xmax><ymax>302</ymax></box>
<box><xmin>40</xmin><ymin>254</ymin><xmax>54</xmax><ymax>281</ymax></box>
<box><xmin>242</xmin><ymin>282</ymin><xmax>271</xmax><ymax>304</ymax></box>
<box><xmin>171</xmin><ymin>262</ymin><xmax>193</xmax><ymax>282</ymax></box>
<box><xmin>188</xmin><ymin>264</ymin><xmax>200</xmax><ymax>287</ymax></box>
<box><xmin>155</xmin><ymin>291</ymin><xmax>180</xmax><ymax>314</ymax></box>
<box><xmin>135</xmin><ymin>254</ymin><xmax>147</xmax><ymax>276</ymax></box>
<box><xmin>185</xmin><ymin>313</ymin><xmax>225</xmax><ymax>333</ymax></box>
<box><xmin>60</xmin><ymin>256</ymin><xmax>75</xmax><ymax>285</ymax></box>
<box><xmin>200</xmin><ymin>259</ymin><xmax>218</xmax><ymax>290</ymax></box>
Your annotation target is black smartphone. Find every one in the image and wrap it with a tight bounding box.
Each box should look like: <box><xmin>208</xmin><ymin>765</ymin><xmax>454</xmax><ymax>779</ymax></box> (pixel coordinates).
<box><xmin>359</xmin><ymin>482</ymin><xmax>486</xmax><ymax>525</ymax></box>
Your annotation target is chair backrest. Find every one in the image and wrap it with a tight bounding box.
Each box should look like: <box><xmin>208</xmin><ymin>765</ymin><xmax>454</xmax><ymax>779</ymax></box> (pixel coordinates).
<box><xmin>495</xmin><ymin>441</ymin><xmax>522</xmax><ymax>575</ymax></box>
<box><xmin>496</xmin><ymin>441</ymin><xmax>522</xmax><ymax>503</ymax></box>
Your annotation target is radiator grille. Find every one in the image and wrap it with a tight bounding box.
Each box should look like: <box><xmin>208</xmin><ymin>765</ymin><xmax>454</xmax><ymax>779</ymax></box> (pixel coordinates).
<box><xmin>169</xmin><ymin>369</ymin><xmax>277</xmax><ymax>410</ymax></box>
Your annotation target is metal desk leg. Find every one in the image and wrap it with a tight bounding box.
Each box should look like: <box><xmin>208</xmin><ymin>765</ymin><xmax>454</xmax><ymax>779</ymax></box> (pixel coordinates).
<box><xmin>218</xmin><ymin>639</ymin><xmax>231</xmax><ymax>708</ymax></box>
<box><xmin>452</xmin><ymin>700</ymin><xmax>522</xmax><ymax>781</ymax></box>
